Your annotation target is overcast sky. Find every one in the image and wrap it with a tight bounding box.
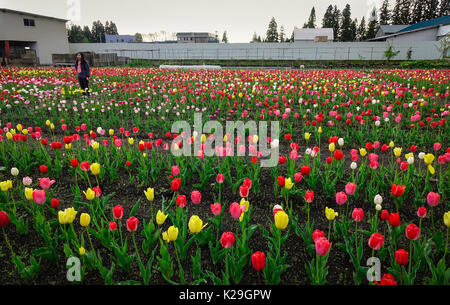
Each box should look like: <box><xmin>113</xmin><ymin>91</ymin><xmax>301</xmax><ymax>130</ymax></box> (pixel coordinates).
<box><xmin>1</xmin><ymin>0</ymin><xmax>385</xmax><ymax>42</ymax></box>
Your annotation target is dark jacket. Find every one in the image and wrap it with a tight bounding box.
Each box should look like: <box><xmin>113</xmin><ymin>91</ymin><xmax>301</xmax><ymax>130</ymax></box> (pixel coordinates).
<box><xmin>74</xmin><ymin>60</ymin><xmax>90</xmax><ymax>79</ymax></box>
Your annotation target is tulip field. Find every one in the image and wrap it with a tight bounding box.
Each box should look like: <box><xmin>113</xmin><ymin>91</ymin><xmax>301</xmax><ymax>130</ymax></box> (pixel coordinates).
<box><xmin>0</xmin><ymin>66</ymin><xmax>449</xmax><ymax>286</ymax></box>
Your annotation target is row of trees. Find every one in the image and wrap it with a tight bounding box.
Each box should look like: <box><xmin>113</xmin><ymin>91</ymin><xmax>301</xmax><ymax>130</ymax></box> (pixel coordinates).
<box><xmin>251</xmin><ymin>0</ymin><xmax>449</xmax><ymax>42</ymax></box>
<box><xmin>68</xmin><ymin>20</ymin><xmax>119</xmax><ymax>43</ymax></box>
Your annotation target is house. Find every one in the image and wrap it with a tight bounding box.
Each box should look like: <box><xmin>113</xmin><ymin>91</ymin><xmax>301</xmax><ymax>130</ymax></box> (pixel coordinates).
<box><xmin>369</xmin><ymin>15</ymin><xmax>450</xmax><ymax>42</ymax></box>
<box><xmin>293</xmin><ymin>28</ymin><xmax>334</xmax><ymax>42</ymax></box>
<box><xmin>176</xmin><ymin>32</ymin><xmax>218</xmax><ymax>43</ymax></box>
<box><xmin>0</xmin><ymin>8</ymin><xmax>69</xmax><ymax>65</ymax></box>
<box><xmin>105</xmin><ymin>34</ymin><xmax>136</xmax><ymax>43</ymax></box>
<box><xmin>375</xmin><ymin>25</ymin><xmax>410</xmax><ymax>38</ymax></box>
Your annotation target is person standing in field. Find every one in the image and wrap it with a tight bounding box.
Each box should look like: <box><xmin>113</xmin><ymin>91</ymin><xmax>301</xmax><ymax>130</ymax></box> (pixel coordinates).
<box><xmin>74</xmin><ymin>52</ymin><xmax>90</xmax><ymax>96</ymax></box>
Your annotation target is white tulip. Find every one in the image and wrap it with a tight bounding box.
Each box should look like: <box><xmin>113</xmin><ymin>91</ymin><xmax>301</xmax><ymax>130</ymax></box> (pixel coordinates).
<box><xmin>270</xmin><ymin>139</ymin><xmax>279</xmax><ymax>149</ymax></box>
<box><xmin>350</xmin><ymin>162</ymin><xmax>357</xmax><ymax>170</ymax></box>
<box><xmin>11</xmin><ymin>167</ymin><xmax>19</xmax><ymax>176</ymax></box>
<box><xmin>418</xmin><ymin>152</ymin><xmax>425</xmax><ymax>159</ymax></box>
<box><xmin>407</xmin><ymin>156</ymin><xmax>414</xmax><ymax>165</ymax></box>
<box><xmin>375</xmin><ymin>204</ymin><xmax>382</xmax><ymax>211</ymax></box>
<box><xmin>338</xmin><ymin>138</ymin><xmax>344</xmax><ymax>147</ymax></box>
<box><xmin>374</xmin><ymin>194</ymin><xmax>383</xmax><ymax>205</ymax></box>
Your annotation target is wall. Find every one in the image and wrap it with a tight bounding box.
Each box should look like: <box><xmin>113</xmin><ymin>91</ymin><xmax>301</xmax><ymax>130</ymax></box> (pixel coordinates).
<box><xmin>69</xmin><ymin>41</ymin><xmax>443</xmax><ymax>61</ymax></box>
<box><xmin>0</xmin><ymin>10</ymin><xmax>69</xmax><ymax>64</ymax></box>
<box><xmin>387</xmin><ymin>28</ymin><xmax>438</xmax><ymax>43</ymax></box>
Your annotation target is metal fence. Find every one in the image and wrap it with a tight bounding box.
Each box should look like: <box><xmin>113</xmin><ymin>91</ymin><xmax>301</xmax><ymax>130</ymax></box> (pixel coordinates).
<box><xmin>69</xmin><ymin>41</ymin><xmax>444</xmax><ymax>61</ymax></box>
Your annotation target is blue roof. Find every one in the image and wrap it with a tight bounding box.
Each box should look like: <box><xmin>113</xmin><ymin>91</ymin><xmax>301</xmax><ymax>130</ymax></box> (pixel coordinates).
<box><xmin>397</xmin><ymin>15</ymin><xmax>450</xmax><ymax>33</ymax></box>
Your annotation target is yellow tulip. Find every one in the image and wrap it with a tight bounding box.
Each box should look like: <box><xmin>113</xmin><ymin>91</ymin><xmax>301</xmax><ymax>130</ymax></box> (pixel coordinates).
<box><xmin>25</xmin><ymin>187</ymin><xmax>34</xmax><ymax>201</ymax></box>
<box><xmin>318</xmin><ymin>127</ymin><xmax>322</xmax><ymax>134</ymax></box>
<box><xmin>6</xmin><ymin>132</ymin><xmax>12</xmax><ymax>140</ymax></box>
<box><xmin>223</xmin><ymin>134</ymin><xmax>228</xmax><ymax>142</ymax></box>
<box><xmin>428</xmin><ymin>165</ymin><xmax>435</xmax><ymax>175</ymax></box>
<box><xmin>304</xmin><ymin>132</ymin><xmax>311</xmax><ymax>140</ymax></box>
<box><xmin>359</xmin><ymin>148</ymin><xmax>367</xmax><ymax>157</ymax></box>
<box><xmin>274</xmin><ymin>210</ymin><xmax>289</xmax><ymax>230</ymax></box>
<box><xmin>16</xmin><ymin>124</ymin><xmax>23</xmax><ymax>132</ymax></box>
<box><xmin>80</xmin><ymin>213</ymin><xmax>90</xmax><ymax>227</ymax></box>
<box><xmin>167</xmin><ymin>225</ymin><xmax>179</xmax><ymax>241</ymax></box>
<box><xmin>329</xmin><ymin>142</ymin><xmax>335</xmax><ymax>152</ymax></box>
<box><xmin>389</xmin><ymin>141</ymin><xmax>394</xmax><ymax>148</ymax></box>
<box><xmin>65</xmin><ymin>143</ymin><xmax>72</xmax><ymax>150</ymax></box>
<box><xmin>188</xmin><ymin>215</ymin><xmax>207</xmax><ymax>233</ymax></box>
<box><xmin>325</xmin><ymin>207</ymin><xmax>338</xmax><ymax>221</ymax></box>
<box><xmin>109</xmin><ymin>129</ymin><xmax>114</xmax><ymax>136</ymax></box>
<box><xmin>83</xmin><ymin>188</ymin><xmax>95</xmax><ymax>201</ymax></box>
<box><xmin>58</xmin><ymin>211</ymin><xmax>67</xmax><ymax>224</ymax></box>
<box><xmin>22</xmin><ymin>129</ymin><xmax>28</xmax><ymax>135</ymax></box>
<box><xmin>201</xmin><ymin>134</ymin><xmax>206</xmax><ymax>143</ymax></box>
<box><xmin>393</xmin><ymin>147</ymin><xmax>402</xmax><ymax>157</ymax></box>
<box><xmin>444</xmin><ymin>211</ymin><xmax>450</xmax><ymax>228</ymax></box>
<box><xmin>128</xmin><ymin>137</ymin><xmax>134</xmax><ymax>145</ymax></box>
<box><xmin>405</xmin><ymin>152</ymin><xmax>413</xmax><ymax>159</ymax></box>
<box><xmin>63</xmin><ymin>207</ymin><xmax>77</xmax><ymax>224</ymax></box>
<box><xmin>162</xmin><ymin>231</ymin><xmax>169</xmax><ymax>242</ymax></box>
<box><xmin>144</xmin><ymin>187</ymin><xmax>154</xmax><ymax>202</ymax></box>
<box><xmin>90</xmin><ymin>163</ymin><xmax>100</xmax><ymax>175</ymax></box>
<box><xmin>156</xmin><ymin>210</ymin><xmax>168</xmax><ymax>225</ymax></box>
<box><xmin>91</xmin><ymin>142</ymin><xmax>99</xmax><ymax>150</ymax></box>
<box><xmin>45</xmin><ymin>120</ymin><xmax>51</xmax><ymax>126</ymax></box>
<box><xmin>423</xmin><ymin>153</ymin><xmax>434</xmax><ymax>165</ymax></box>
<box><xmin>240</xmin><ymin>198</ymin><xmax>249</xmax><ymax>212</ymax></box>
<box><xmin>50</xmin><ymin>123</ymin><xmax>55</xmax><ymax>130</ymax></box>
<box><xmin>284</xmin><ymin>178</ymin><xmax>294</xmax><ymax>190</ymax></box>
<box><xmin>253</xmin><ymin>135</ymin><xmax>259</xmax><ymax>144</ymax></box>
<box><xmin>79</xmin><ymin>247</ymin><xmax>86</xmax><ymax>256</ymax></box>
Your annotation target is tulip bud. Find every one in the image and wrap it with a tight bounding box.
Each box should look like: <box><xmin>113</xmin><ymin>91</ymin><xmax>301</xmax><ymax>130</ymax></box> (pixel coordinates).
<box><xmin>80</xmin><ymin>213</ymin><xmax>91</xmax><ymax>227</ymax></box>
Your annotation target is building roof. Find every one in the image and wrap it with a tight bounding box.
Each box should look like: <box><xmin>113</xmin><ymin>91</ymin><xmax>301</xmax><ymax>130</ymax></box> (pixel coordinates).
<box><xmin>294</xmin><ymin>28</ymin><xmax>334</xmax><ymax>40</ymax></box>
<box><xmin>378</xmin><ymin>24</ymin><xmax>410</xmax><ymax>34</ymax></box>
<box><xmin>397</xmin><ymin>15</ymin><xmax>450</xmax><ymax>33</ymax></box>
<box><xmin>0</xmin><ymin>7</ymin><xmax>68</xmax><ymax>22</ymax></box>
<box><xmin>176</xmin><ymin>32</ymin><xmax>215</xmax><ymax>37</ymax></box>
<box><xmin>105</xmin><ymin>35</ymin><xmax>136</xmax><ymax>39</ymax></box>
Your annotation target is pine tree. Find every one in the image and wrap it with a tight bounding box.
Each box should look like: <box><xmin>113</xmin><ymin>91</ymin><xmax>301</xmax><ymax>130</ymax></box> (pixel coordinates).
<box><xmin>82</xmin><ymin>25</ymin><xmax>93</xmax><ymax>42</ymax></box>
<box><xmin>251</xmin><ymin>32</ymin><xmax>258</xmax><ymax>42</ymax></box>
<box><xmin>379</xmin><ymin>0</ymin><xmax>391</xmax><ymax>25</ymax></box>
<box><xmin>305</xmin><ymin>7</ymin><xmax>316</xmax><ymax>28</ymax></box>
<box><xmin>222</xmin><ymin>31</ymin><xmax>228</xmax><ymax>43</ymax></box>
<box><xmin>68</xmin><ymin>24</ymin><xmax>84</xmax><ymax>43</ymax></box>
<box><xmin>279</xmin><ymin>26</ymin><xmax>286</xmax><ymax>42</ymax></box>
<box><xmin>214</xmin><ymin>31</ymin><xmax>219</xmax><ymax>41</ymax></box>
<box><xmin>411</xmin><ymin>0</ymin><xmax>425</xmax><ymax>23</ymax></box>
<box><xmin>391</xmin><ymin>0</ymin><xmax>402</xmax><ymax>24</ymax></box>
<box><xmin>366</xmin><ymin>8</ymin><xmax>379</xmax><ymax>39</ymax></box>
<box><xmin>357</xmin><ymin>17</ymin><xmax>366</xmax><ymax>41</ymax></box>
<box><xmin>290</xmin><ymin>29</ymin><xmax>295</xmax><ymax>42</ymax></box>
<box><xmin>266</xmin><ymin>17</ymin><xmax>279</xmax><ymax>42</ymax></box>
<box><xmin>400</xmin><ymin>0</ymin><xmax>412</xmax><ymax>24</ymax></box>
<box><xmin>439</xmin><ymin>0</ymin><xmax>449</xmax><ymax>16</ymax></box>
<box><xmin>91</xmin><ymin>20</ymin><xmax>106</xmax><ymax>43</ymax></box>
<box><xmin>340</xmin><ymin>4</ymin><xmax>353</xmax><ymax>41</ymax></box>
<box><xmin>332</xmin><ymin>5</ymin><xmax>341</xmax><ymax>41</ymax></box>
<box><xmin>105</xmin><ymin>21</ymin><xmax>119</xmax><ymax>35</ymax></box>
<box><xmin>257</xmin><ymin>35</ymin><xmax>262</xmax><ymax>42</ymax></box>
<box><xmin>424</xmin><ymin>0</ymin><xmax>439</xmax><ymax>20</ymax></box>
<box><xmin>322</xmin><ymin>5</ymin><xmax>334</xmax><ymax>27</ymax></box>
<box><xmin>350</xmin><ymin>18</ymin><xmax>357</xmax><ymax>41</ymax></box>
<box><xmin>135</xmin><ymin>33</ymin><xmax>143</xmax><ymax>42</ymax></box>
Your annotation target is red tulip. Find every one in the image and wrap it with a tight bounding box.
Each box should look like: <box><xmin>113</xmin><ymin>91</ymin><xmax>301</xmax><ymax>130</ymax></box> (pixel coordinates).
<box><xmin>315</xmin><ymin>237</ymin><xmax>332</xmax><ymax>256</ymax></box>
<box><xmin>368</xmin><ymin>233</ymin><xmax>384</xmax><ymax>250</ymax></box>
<box><xmin>80</xmin><ymin>161</ymin><xmax>90</xmax><ymax>172</ymax></box>
<box><xmin>171</xmin><ymin>165</ymin><xmax>180</xmax><ymax>177</ymax></box>
<box><xmin>126</xmin><ymin>216</ymin><xmax>139</xmax><ymax>232</ymax></box>
<box><xmin>391</xmin><ymin>184</ymin><xmax>405</xmax><ymax>197</ymax></box>
<box><xmin>220</xmin><ymin>232</ymin><xmax>235</xmax><ymax>248</ymax></box>
<box><xmin>352</xmin><ymin>208</ymin><xmax>364</xmax><ymax>222</ymax></box>
<box><xmin>388</xmin><ymin>213</ymin><xmax>401</xmax><ymax>227</ymax></box>
<box><xmin>0</xmin><ymin>211</ymin><xmax>10</xmax><ymax>227</ymax></box>
<box><xmin>39</xmin><ymin>178</ymin><xmax>55</xmax><ymax>190</ymax></box>
<box><xmin>71</xmin><ymin>159</ymin><xmax>79</xmax><ymax>168</ymax></box>
<box><xmin>417</xmin><ymin>207</ymin><xmax>427</xmax><ymax>218</ymax></box>
<box><xmin>239</xmin><ymin>185</ymin><xmax>249</xmax><ymax>197</ymax></box>
<box><xmin>176</xmin><ymin>195</ymin><xmax>187</xmax><ymax>208</ymax></box>
<box><xmin>191</xmin><ymin>190</ymin><xmax>201</xmax><ymax>205</ymax></box>
<box><xmin>243</xmin><ymin>178</ymin><xmax>252</xmax><ymax>190</ymax></box>
<box><xmin>304</xmin><ymin>190</ymin><xmax>314</xmax><ymax>203</ymax></box>
<box><xmin>109</xmin><ymin>221</ymin><xmax>117</xmax><ymax>231</ymax></box>
<box><xmin>171</xmin><ymin>178</ymin><xmax>181</xmax><ymax>192</ymax></box>
<box><xmin>395</xmin><ymin>249</ymin><xmax>409</xmax><ymax>266</ymax></box>
<box><xmin>301</xmin><ymin>165</ymin><xmax>310</xmax><ymax>175</ymax></box>
<box><xmin>381</xmin><ymin>209</ymin><xmax>390</xmax><ymax>221</ymax></box>
<box><xmin>251</xmin><ymin>251</ymin><xmax>266</xmax><ymax>271</ymax></box>
<box><xmin>278</xmin><ymin>156</ymin><xmax>286</xmax><ymax>164</ymax></box>
<box><xmin>50</xmin><ymin>198</ymin><xmax>60</xmax><ymax>209</ymax></box>
<box><xmin>277</xmin><ymin>176</ymin><xmax>285</xmax><ymax>187</ymax></box>
<box><xmin>210</xmin><ymin>202</ymin><xmax>222</xmax><ymax>216</ymax></box>
<box><xmin>405</xmin><ymin>223</ymin><xmax>420</xmax><ymax>240</ymax></box>
<box><xmin>92</xmin><ymin>186</ymin><xmax>101</xmax><ymax>197</ymax></box>
<box><xmin>112</xmin><ymin>205</ymin><xmax>124</xmax><ymax>220</ymax></box>
<box><xmin>334</xmin><ymin>150</ymin><xmax>344</xmax><ymax>161</ymax></box>
<box><xmin>40</xmin><ymin>165</ymin><xmax>48</xmax><ymax>174</ymax></box>
<box><xmin>216</xmin><ymin>173</ymin><xmax>225</xmax><ymax>184</ymax></box>
<box><xmin>284</xmin><ymin>134</ymin><xmax>292</xmax><ymax>141</ymax></box>
<box><xmin>376</xmin><ymin>273</ymin><xmax>397</xmax><ymax>285</ymax></box>
<box><xmin>312</xmin><ymin>229</ymin><xmax>325</xmax><ymax>242</ymax></box>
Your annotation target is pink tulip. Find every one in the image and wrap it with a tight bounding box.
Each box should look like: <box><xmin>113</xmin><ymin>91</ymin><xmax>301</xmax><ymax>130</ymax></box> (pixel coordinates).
<box><xmin>216</xmin><ymin>173</ymin><xmax>225</xmax><ymax>184</ymax></box>
<box><xmin>171</xmin><ymin>165</ymin><xmax>180</xmax><ymax>177</ymax></box>
<box><xmin>305</xmin><ymin>190</ymin><xmax>314</xmax><ymax>203</ymax></box>
<box><xmin>426</xmin><ymin>192</ymin><xmax>440</xmax><ymax>207</ymax></box>
<box><xmin>433</xmin><ymin>143</ymin><xmax>441</xmax><ymax>151</ymax></box>
<box><xmin>345</xmin><ymin>182</ymin><xmax>357</xmax><ymax>196</ymax></box>
<box><xmin>191</xmin><ymin>190</ymin><xmax>201</xmax><ymax>205</ymax></box>
<box><xmin>417</xmin><ymin>207</ymin><xmax>427</xmax><ymax>218</ymax></box>
<box><xmin>39</xmin><ymin>178</ymin><xmax>55</xmax><ymax>190</ymax></box>
<box><xmin>33</xmin><ymin>189</ymin><xmax>46</xmax><ymax>205</ymax></box>
<box><xmin>239</xmin><ymin>185</ymin><xmax>249</xmax><ymax>198</ymax></box>
<box><xmin>294</xmin><ymin>172</ymin><xmax>303</xmax><ymax>183</ymax></box>
<box><xmin>315</xmin><ymin>237</ymin><xmax>331</xmax><ymax>256</ymax></box>
<box><xmin>210</xmin><ymin>203</ymin><xmax>222</xmax><ymax>216</ymax></box>
<box><xmin>335</xmin><ymin>192</ymin><xmax>347</xmax><ymax>205</ymax></box>
<box><xmin>229</xmin><ymin>202</ymin><xmax>243</xmax><ymax>219</ymax></box>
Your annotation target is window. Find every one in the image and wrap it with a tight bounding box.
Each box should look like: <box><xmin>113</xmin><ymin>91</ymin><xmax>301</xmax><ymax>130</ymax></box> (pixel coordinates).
<box><xmin>24</xmin><ymin>18</ymin><xmax>35</xmax><ymax>27</ymax></box>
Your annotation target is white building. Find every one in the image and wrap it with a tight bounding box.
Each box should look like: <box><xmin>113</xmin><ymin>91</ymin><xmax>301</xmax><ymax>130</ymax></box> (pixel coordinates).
<box><xmin>0</xmin><ymin>8</ymin><xmax>69</xmax><ymax>65</ymax></box>
<box><xmin>294</xmin><ymin>28</ymin><xmax>334</xmax><ymax>42</ymax></box>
